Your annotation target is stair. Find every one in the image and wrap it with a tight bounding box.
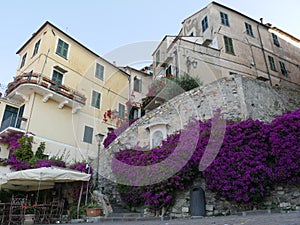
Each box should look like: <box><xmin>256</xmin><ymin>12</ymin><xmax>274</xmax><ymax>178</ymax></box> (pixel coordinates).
<box><xmin>85</xmin><ymin>212</ymin><xmax>165</xmax><ymax>223</ymax></box>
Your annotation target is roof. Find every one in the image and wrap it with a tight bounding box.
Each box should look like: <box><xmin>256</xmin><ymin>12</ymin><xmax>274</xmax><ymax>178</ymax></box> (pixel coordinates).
<box><xmin>121</xmin><ymin>66</ymin><xmax>152</xmax><ymax>76</ymax></box>
<box><xmin>181</xmin><ymin>1</ymin><xmax>299</xmax><ymax>42</ymax></box>
<box><xmin>16</xmin><ymin>21</ymin><xmax>130</xmax><ymax>77</ymax></box>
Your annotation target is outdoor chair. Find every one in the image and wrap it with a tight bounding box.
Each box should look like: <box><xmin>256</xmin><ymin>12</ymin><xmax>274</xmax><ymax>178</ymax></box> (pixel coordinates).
<box><xmin>45</xmin><ymin>199</ymin><xmax>64</xmax><ymax>224</ymax></box>
<box><xmin>0</xmin><ymin>203</ymin><xmax>10</xmax><ymax>225</ymax></box>
<box><xmin>8</xmin><ymin>195</ymin><xmax>27</xmax><ymax>225</ymax></box>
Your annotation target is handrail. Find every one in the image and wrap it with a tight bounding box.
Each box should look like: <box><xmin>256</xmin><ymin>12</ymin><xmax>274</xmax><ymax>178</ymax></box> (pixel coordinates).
<box><xmin>5</xmin><ymin>73</ymin><xmax>86</xmax><ymax>105</ymax></box>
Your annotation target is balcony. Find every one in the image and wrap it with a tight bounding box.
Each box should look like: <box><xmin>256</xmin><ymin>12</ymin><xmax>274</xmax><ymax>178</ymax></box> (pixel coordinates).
<box><xmin>5</xmin><ymin>73</ymin><xmax>86</xmax><ymax>113</ymax></box>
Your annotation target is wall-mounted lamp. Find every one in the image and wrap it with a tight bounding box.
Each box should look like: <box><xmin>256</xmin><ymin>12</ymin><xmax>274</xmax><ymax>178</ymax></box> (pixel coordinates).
<box><xmin>186</xmin><ymin>57</ymin><xmax>198</xmax><ymax>71</ymax></box>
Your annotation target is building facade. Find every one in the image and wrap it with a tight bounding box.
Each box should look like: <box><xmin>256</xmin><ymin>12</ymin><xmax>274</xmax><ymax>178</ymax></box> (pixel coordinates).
<box><xmin>120</xmin><ymin>65</ymin><xmax>153</xmax><ymax>120</ymax></box>
<box><xmin>153</xmin><ymin>2</ymin><xmax>300</xmax><ymax>89</ymax></box>
<box><xmin>0</xmin><ymin>21</ymin><xmax>131</xmax><ymax>164</ymax></box>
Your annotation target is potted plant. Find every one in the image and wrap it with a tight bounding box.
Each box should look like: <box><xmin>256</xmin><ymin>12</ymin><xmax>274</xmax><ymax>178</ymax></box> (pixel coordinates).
<box><xmin>85</xmin><ymin>201</ymin><xmax>103</xmax><ymax>217</ymax></box>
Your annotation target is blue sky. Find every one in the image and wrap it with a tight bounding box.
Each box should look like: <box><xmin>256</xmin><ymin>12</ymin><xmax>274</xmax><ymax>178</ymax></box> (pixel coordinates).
<box><xmin>0</xmin><ymin>0</ymin><xmax>299</xmax><ymax>89</ymax></box>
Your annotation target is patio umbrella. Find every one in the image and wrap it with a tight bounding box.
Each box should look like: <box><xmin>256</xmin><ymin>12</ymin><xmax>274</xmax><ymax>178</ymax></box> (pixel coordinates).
<box><xmin>2</xmin><ymin>166</ymin><xmax>91</xmax><ymax>218</ymax></box>
<box><xmin>1</xmin><ymin>166</ymin><xmax>90</xmax><ymax>191</ymax></box>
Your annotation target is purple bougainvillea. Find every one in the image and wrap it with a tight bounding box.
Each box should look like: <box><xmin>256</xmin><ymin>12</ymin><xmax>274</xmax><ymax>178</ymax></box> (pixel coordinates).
<box><xmin>103</xmin><ymin>119</ymin><xmax>138</xmax><ymax>148</ymax></box>
<box><xmin>108</xmin><ymin>108</ymin><xmax>300</xmax><ymax>211</ymax></box>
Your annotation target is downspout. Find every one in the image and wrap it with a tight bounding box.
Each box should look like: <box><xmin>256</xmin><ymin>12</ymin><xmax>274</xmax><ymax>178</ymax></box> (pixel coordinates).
<box><xmin>128</xmin><ymin>68</ymin><xmax>132</xmax><ymax>121</ymax></box>
<box><xmin>257</xmin><ymin>21</ymin><xmax>272</xmax><ymax>86</ymax></box>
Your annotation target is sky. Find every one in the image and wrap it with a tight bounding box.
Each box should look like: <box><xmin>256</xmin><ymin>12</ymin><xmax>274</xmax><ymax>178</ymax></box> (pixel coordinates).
<box><xmin>0</xmin><ymin>0</ymin><xmax>299</xmax><ymax>90</ymax></box>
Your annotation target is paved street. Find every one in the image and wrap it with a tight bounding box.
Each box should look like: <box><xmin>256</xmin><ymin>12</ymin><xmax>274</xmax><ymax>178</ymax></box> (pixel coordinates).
<box><xmin>70</xmin><ymin>211</ymin><xmax>300</xmax><ymax>225</ymax></box>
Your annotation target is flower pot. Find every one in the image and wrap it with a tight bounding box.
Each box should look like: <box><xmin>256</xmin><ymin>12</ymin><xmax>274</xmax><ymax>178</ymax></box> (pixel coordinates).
<box><xmin>86</xmin><ymin>208</ymin><xmax>102</xmax><ymax>217</ymax></box>
<box><xmin>24</xmin><ymin>214</ymin><xmax>35</xmax><ymax>225</ymax></box>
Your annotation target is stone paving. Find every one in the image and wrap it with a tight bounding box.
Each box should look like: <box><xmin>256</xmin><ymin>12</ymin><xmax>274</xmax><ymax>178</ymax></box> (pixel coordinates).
<box><xmin>69</xmin><ymin>211</ymin><xmax>300</xmax><ymax>225</ymax></box>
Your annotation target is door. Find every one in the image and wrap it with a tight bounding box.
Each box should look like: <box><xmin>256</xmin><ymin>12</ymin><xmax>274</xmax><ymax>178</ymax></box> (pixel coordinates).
<box><xmin>190</xmin><ymin>187</ymin><xmax>206</xmax><ymax>216</ymax></box>
<box><xmin>1</xmin><ymin>105</ymin><xmax>19</xmax><ymax>130</ymax></box>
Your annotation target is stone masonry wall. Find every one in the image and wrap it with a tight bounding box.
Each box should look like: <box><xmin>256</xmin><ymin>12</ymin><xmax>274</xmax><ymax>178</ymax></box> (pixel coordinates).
<box><xmin>99</xmin><ymin>74</ymin><xmax>300</xmax><ymax>216</ymax></box>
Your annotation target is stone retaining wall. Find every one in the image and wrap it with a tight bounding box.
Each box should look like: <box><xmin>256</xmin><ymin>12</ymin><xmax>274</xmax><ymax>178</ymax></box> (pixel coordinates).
<box><xmin>99</xmin><ymin>75</ymin><xmax>300</xmax><ymax>217</ymax></box>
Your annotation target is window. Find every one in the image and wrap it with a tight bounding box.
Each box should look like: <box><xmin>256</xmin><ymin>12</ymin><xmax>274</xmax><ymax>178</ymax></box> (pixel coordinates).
<box><xmin>245</xmin><ymin>23</ymin><xmax>254</xmax><ymax>37</ymax></box>
<box><xmin>224</xmin><ymin>36</ymin><xmax>234</xmax><ymax>54</ymax></box>
<box><xmin>118</xmin><ymin>103</ymin><xmax>126</xmax><ymax>119</ymax></box>
<box><xmin>32</xmin><ymin>39</ymin><xmax>41</xmax><ymax>56</ymax></box>
<box><xmin>279</xmin><ymin>61</ymin><xmax>288</xmax><ymax>76</ymax></box>
<box><xmin>133</xmin><ymin>77</ymin><xmax>142</xmax><ymax>92</ymax></box>
<box><xmin>20</xmin><ymin>53</ymin><xmax>27</xmax><ymax>68</ymax></box>
<box><xmin>202</xmin><ymin>16</ymin><xmax>208</xmax><ymax>32</ymax></box>
<box><xmin>91</xmin><ymin>90</ymin><xmax>101</xmax><ymax>109</ymax></box>
<box><xmin>268</xmin><ymin>56</ymin><xmax>277</xmax><ymax>71</ymax></box>
<box><xmin>95</xmin><ymin>63</ymin><xmax>104</xmax><ymax>80</ymax></box>
<box><xmin>156</xmin><ymin>50</ymin><xmax>160</xmax><ymax>67</ymax></box>
<box><xmin>52</xmin><ymin>70</ymin><xmax>63</xmax><ymax>86</ymax></box>
<box><xmin>272</xmin><ymin>33</ymin><xmax>280</xmax><ymax>47</ymax></box>
<box><xmin>220</xmin><ymin>12</ymin><xmax>229</xmax><ymax>26</ymax></box>
<box><xmin>129</xmin><ymin>106</ymin><xmax>139</xmax><ymax>120</ymax></box>
<box><xmin>83</xmin><ymin>125</ymin><xmax>93</xmax><ymax>144</ymax></box>
<box><xmin>165</xmin><ymin>66</ymin><xmax>172</xmax><ymax>76</ymax></box>
<box><xmin>56</xmin><ymin>38</ymin><xmax>69</xmax><ymax>59</ymax></box>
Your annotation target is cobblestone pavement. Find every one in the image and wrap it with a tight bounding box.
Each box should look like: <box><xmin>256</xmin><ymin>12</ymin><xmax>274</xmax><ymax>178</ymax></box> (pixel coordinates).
<box><xmin>72</xmin><ymin>211</ymin><xmax>300</xmax><ymax>225</ymax></box>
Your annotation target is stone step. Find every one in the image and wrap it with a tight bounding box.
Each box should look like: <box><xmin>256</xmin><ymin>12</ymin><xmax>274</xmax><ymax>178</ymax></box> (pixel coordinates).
<box><xmin>107</xmin><ymin>212</ymin><xmax>144</xmax><ymax>218</ymax></box>
<box><xmin>86</xmin><ymin>216</ymin><xmax>164</xmax><ymax>223</ymax></box>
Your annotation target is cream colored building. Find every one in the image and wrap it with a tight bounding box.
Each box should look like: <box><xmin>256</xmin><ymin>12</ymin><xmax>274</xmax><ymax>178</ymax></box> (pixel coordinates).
<box><xmin>0</xmin><ymin>21</ymin><xmax>131</xmax><ymax>163</ymax></box>
<box><xmin>120</xmin><ymin>65</ymin><xmax>153</xmax><ymax>119</ymax></box>
<box><xmin>153</xmin><ymin>2</ymin><xmax>300</xmax><ymax>89</ymax></box>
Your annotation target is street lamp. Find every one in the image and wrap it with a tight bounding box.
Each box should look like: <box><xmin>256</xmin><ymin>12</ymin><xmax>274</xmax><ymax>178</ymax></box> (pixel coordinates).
<box><xmin>95</xmin><ymin>133</ymin><xmax>105</xmax><ymax>184</ymax></box>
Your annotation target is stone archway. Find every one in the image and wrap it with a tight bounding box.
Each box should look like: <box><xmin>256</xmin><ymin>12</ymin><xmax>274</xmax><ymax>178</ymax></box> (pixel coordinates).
<box><xmin>190</xmin><ymin>186</ymin><xmax>206</xmax><ymax>216</ymax></box>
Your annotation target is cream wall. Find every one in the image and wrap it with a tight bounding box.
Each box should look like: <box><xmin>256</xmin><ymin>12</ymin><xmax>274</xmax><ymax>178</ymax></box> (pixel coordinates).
<box><xmin>154</xmin><ymin>2</ymin><xmax>300</xmax><ymax>88</ymax></box>
<box><xmin>1</xmin><ymin>22</ymin><xmax>130</xmax><ymax>163</ymax></box>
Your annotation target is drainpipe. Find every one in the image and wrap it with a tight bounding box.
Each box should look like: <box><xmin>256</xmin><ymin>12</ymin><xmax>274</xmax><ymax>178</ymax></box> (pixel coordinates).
<box><xmin>257</xmin><ymin>20</ymin><xmax>272</xmax><ymax>86</ymax></box>
<box><xmin>128</xmin><ymin>68</ymin><xmax>132</xmax><ymax>120</ymax></box>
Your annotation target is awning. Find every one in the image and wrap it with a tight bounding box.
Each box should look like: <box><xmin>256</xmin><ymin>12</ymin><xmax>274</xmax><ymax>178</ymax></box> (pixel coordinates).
<box><xmin>0</xmin><ymin>166</ymin><xmax>91</xmax><ymax>191</ymax></box>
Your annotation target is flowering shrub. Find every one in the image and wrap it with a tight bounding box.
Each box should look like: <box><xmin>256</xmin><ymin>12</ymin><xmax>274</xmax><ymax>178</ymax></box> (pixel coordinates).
<box><xmin>34</xmin><ymin>159</ymin><xmax>66</xmax><ymax>168</ymax></box>
<box><xmin>69</xmin><ymin>161</ymin><xmax>92</xmax><ymax>174</ymax></box>
<box><xmin>111</xmin><ymin>108</ymin><xmax>300</xmax><ymax>211</ymax></box>
<box><xmin>203</xmin><ymin>119</ymin><xmax>273</xmax><ymax>205</ymax></box>
<box><xmin>103</xmin><ymin>119</ymin><xmax>138</xmax><ymax>148</ymax></box>
<box><xmin>268</xmin><ymin>109</ymin><xmax>300</xmax><ymax>184</ymax></box>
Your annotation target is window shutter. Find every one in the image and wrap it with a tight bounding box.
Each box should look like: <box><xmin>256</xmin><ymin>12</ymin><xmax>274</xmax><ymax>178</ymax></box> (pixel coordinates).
<box><xmin>83</xmin><ymin>126</ymin><xmax>93</xmax><ymax>144</ymax></box>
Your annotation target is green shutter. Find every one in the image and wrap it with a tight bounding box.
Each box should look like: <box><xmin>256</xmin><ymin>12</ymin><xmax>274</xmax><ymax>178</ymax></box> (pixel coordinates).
<box><xmin>92</xmin><ymin>91</ymin><xmax>101</xmax><ymax>109</ymax></box>
<box><xmin>119</xmin><ymin>103</ymin><xmax>125</xmax><ymax>119</ymax></box>
<box><xmin>224</xmin><ymin>36</ymin><xmax>234</xmax><ymax>54</ymax></box>
<box><xmin>83</xmin><ymin>126</ymin><xmax>93</xmax><ymax>143</ymax></box>
<box><xmin>95</xmin><ymin>63</ymin><xmax>104</xmax><ymax>80</ymax></box>
<box><xmin>56</xmin><ymin>39</ymin><xmax>69</xmax><ymax>58</ymax></box>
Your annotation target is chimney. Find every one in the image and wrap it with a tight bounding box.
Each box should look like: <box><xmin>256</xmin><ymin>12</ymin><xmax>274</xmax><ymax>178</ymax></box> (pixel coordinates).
<box><xmin>260</xmin><ymin>18</ymin><xmax>263</xmax><ymax>24</ymax></box>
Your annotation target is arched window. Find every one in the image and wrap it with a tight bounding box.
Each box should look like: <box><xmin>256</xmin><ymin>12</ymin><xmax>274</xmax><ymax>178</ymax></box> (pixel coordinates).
<box><xmin>152</xmin><ymin>130</ymin><xmax>163</xmax><ymax>148</ymax></box>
